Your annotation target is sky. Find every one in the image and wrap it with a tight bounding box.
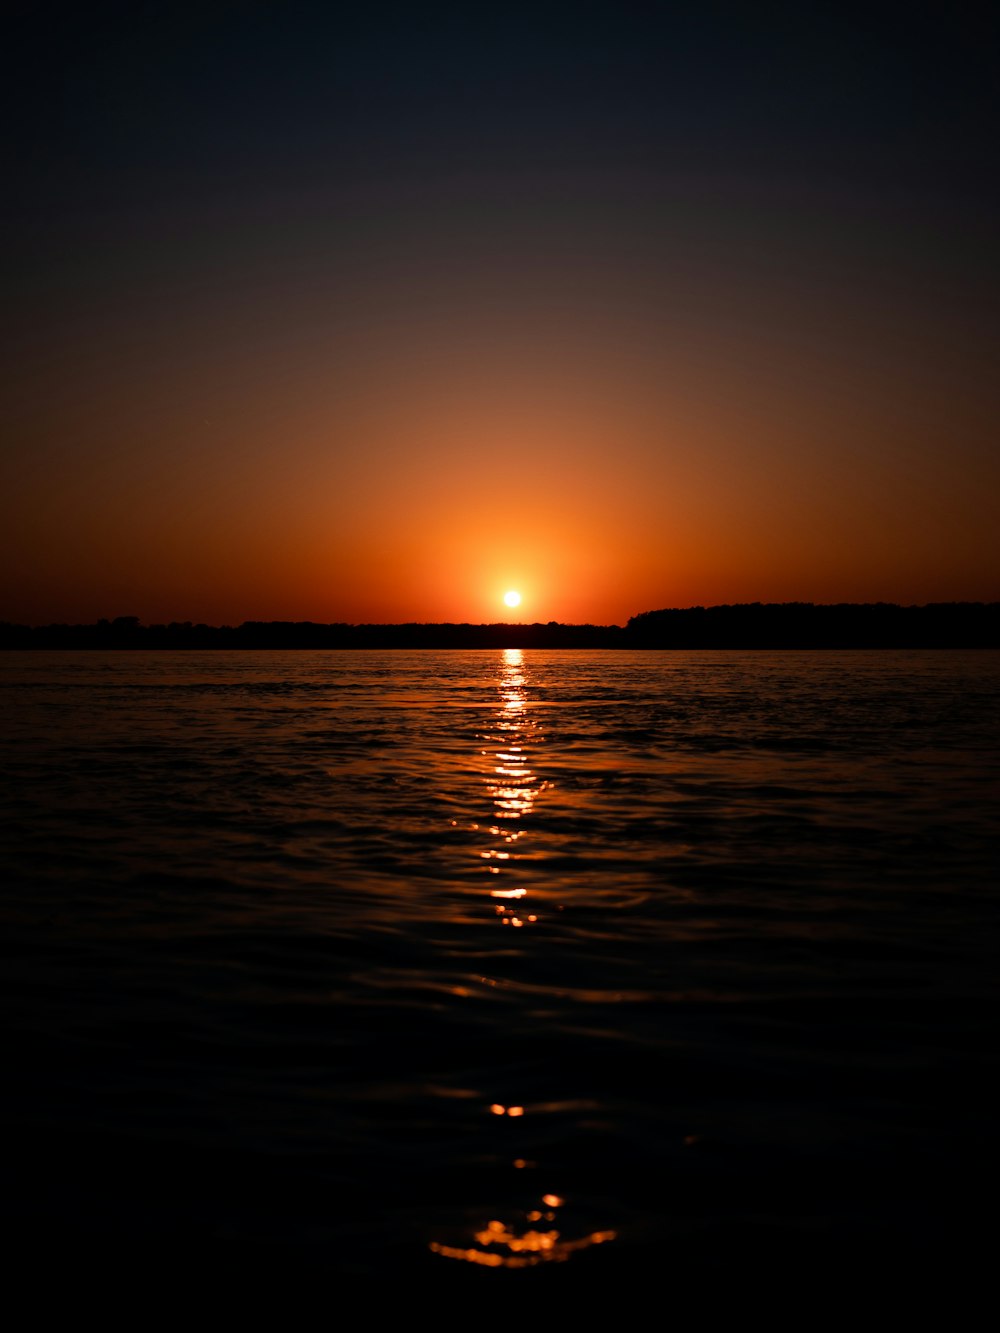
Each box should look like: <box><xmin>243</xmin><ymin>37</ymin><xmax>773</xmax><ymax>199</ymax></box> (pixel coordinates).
<box><xmin>3</xmin><ymin>0</ymin><xmax>998</xmax><ymax>626</ymax></box>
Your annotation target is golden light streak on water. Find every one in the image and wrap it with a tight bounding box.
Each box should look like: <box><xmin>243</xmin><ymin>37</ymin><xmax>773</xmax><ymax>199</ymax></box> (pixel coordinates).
<box><xmin>431</xmin><ymin>649</ymin><xmax>616</xmax><ymax>1274</ymax></box>
<box><xmin>429</xmin><ymin>1205</ymin><xmax>617</xmax><ymax>1269</ymax></box>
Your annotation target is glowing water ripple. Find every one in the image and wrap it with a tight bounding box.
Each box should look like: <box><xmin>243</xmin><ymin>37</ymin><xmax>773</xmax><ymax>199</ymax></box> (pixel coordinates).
<box><xmin>429</xmin><ymin>648</ymin><xmax>615</xmax><ymax>1272</ymax></box>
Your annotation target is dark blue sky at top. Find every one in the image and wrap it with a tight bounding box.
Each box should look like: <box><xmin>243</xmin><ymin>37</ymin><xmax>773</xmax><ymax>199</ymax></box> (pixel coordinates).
<box><xmin>5</xmin><ymin>0</ymin><xmax>996</xmax><ymax>382</ymax></box>
<box><xmin>7</xmin><ymin>1</ymin><xmax>996</xmax><ymax>238</ymax></box>
<box><xmin>6</xmin><ymin>1</ymin><xmax>992</xmax><ymax>390</ymax></box>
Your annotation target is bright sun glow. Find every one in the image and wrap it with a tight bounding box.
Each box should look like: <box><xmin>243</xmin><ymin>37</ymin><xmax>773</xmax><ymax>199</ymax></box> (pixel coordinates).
<box><xmin>503</xmin><ymin>590</ymin><xmax>521</xmax><ymax>608</ymax></box>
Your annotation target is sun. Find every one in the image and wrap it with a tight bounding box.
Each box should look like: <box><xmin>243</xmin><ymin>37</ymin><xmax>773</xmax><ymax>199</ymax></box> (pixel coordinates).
<box><xmin>503</xmin><ymin>590</ymin><xmax>521</xmax><ymax>609</ymax></box>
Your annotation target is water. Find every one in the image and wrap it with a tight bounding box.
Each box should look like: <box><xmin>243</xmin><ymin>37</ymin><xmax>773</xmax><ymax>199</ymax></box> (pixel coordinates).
<box><xmin>1</xmin><ymin>649</ymin><xmax>998</xmax><ymax>1299</ymax></box>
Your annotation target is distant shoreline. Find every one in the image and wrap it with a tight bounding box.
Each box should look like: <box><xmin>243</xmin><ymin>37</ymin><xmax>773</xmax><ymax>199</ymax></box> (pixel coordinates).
<box><xmin>2</xmin><ymin>603</ymin><xmax>997</xmax><ymax>649</ymax></box>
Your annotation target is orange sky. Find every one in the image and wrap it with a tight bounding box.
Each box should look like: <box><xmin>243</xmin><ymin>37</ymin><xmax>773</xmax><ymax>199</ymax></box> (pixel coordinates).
<box><xmin>3</xmin><ymin>7</ymin><xmax>998</xmax><ymax>626</ymax></box>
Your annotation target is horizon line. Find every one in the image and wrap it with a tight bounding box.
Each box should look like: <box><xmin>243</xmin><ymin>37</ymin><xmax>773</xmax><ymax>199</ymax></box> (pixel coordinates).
<box><xmin>4</xmin><ymin>599</ymin><xmax>999</xmax><ymax>633</ymax></box>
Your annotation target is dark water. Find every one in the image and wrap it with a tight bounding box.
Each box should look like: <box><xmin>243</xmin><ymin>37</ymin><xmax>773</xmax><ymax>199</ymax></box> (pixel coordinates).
<box><xmin>2</xmin><ymin>650</ymin><xmax>998</xmax><ymax>1300</ymax></box>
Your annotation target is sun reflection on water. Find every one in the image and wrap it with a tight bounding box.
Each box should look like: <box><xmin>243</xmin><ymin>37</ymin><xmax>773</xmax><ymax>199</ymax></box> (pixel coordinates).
<box><xmin>430</xmin><ymin>1192</ymin><xmax>617</xmax><ymax>1270</ymax></box>
<box><xmin>480</xmin><ymin>649</ymin><xmax>544</xmax><ymax>922</ymax></box>
<box><xmin>430</xmin><ymin>649</ymin><xmax>615</xmax><ymax>1273</ymax></box>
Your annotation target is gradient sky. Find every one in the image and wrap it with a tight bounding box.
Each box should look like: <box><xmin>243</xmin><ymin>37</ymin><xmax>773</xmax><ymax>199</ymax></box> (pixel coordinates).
<box><xmin>3</xmin><ymin>0</ymin><xmax>998</xmax><ymax>625</ymax></box>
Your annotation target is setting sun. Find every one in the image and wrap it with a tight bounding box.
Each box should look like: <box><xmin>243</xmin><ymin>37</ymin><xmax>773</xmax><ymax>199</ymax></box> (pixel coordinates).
<box><xmin>503</xmin><ymin>590</ymin><xmax>522</xmax><ymax>609</ymax></box>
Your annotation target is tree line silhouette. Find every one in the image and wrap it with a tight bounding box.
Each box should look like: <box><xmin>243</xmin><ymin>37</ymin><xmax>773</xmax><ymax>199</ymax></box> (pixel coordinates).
<box><xmin>1</xmin><ymin>603</ymin><xmax>996</xmax><ymax>648</ymax></box>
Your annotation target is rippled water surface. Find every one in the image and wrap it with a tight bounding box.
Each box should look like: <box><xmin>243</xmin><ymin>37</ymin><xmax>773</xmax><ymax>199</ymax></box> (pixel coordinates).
<box><xmin>2</xmin><ymin>650</ymin><xmax>998</xmax><ymax>1297</ymax></box>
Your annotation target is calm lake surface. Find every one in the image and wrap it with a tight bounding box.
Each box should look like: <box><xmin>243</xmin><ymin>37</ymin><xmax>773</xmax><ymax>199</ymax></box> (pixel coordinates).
<box><xmin>2</xmin><ymin>649</ymin><xmax>998</xmax><ymax>1297</ymax></box>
